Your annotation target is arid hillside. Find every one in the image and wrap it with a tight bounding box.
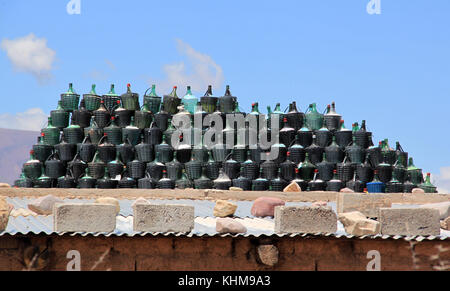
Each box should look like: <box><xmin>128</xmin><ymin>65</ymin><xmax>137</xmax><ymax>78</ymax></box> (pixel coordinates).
<box><xmin>0</xmin><ymin>128</ymin><xmax>39</xmax><ymax>185</ymax></box>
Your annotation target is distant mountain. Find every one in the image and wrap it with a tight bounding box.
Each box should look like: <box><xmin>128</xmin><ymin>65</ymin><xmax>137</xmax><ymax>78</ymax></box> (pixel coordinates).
<box><xmin>0</xmin><ymin>128</ymin><xmax>40</xmax><ymax>185</ymax></box>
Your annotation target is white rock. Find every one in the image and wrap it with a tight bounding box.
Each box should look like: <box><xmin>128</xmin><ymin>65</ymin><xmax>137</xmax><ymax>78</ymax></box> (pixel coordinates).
<box><xmin>132</xmin><ymin>197</ymin><xmax>149</xmax><ymax>208</ymax></box>
<box><xmin>283</xmin><ymin>182</ymin><xmax>301</xmax><ymax>192</ymax></box>
<box><xmin>213</xmin><ymin>200</ymin><xmax>237</xmax><ymax>217</ymax></box>
<box><xmin>216</xmin><ymin>218</ymin><xmax>247</xmax><ymax>234</ymax></box>
<box><xmin>28</xmin><ymin>195</ymin><xmax>64</xmax><ymax>215</ymax></box>
<box><xmin>412</xmin><ymin>188</ymin><xmax>425</xmax><ymax>194</ymax></box>
<box><xmin>338</xmin><ymin>211</ymin><xmax>381</xmax><ymax>236</ymax></box>
<box><xmin>340</xmin><ymin>188</ymin><xmax>355</xmax><ymax>193</ymax></box>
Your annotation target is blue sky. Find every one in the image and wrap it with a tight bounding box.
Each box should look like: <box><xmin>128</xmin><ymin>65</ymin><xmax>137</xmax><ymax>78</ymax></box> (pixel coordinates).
<box><xmin>1</xmin><ymin>0</ymin><xmax>450</xmax><ymax>189</ymax></box>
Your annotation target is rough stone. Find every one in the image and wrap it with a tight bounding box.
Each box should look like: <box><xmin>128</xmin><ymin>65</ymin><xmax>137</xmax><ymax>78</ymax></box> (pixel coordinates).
<box><xmin>229</xmin><ymin>187</ymin><xmax>243</xmax><ymax>191</ymax></box>
<box><xmin>10</xmin><ymin>208</ymin><xmax>37</xmax><ymax>217</ymax></box>
<box><xmin>312</xmin><ymin>201</ymin><xmax>328</xmax><ymax>207</ymax></box>
<box><xmin>379</xmin><ymin>207</ymin><xmax>440</xmax><ymax>236</ymax></box>
<box><xmin>440</xmin><ymin>218</ymin><xmax>449</xmax><ymax>230</ymax></box>
<box><xmin>338</xmin><ymin>211</ymin><xmax>381</xmax><ymax>236</ymax></box>
<box><xmin>340</xmin><ymin>188</ymin><xmax>355</xmax><ymax>193</ymax></box>
<box><xmin>283</xmin><ymin>182</ymin><xmax>301</xmax><ymax>192</ymax></box>
<box><xmin>213</xmin><ymin>200</ymin><xmax>237</xmax><ymax>217</ymax></box>
<box><xmin>132</xmin><ymin>197</ymin><xmax>149</xmax><ymax>208</ymax></box>
<box><xmin>419</xmin><ymin>202</ymin><xmax>450</xmax><ymax>220</ymax></box>
<box><xmin>95</xmin><ymin>197</ymin><xmax>120</xmax><ymax>214</ymax></box>
<box><xmin>0</xmin><ymin>198</ymin><xmax>12</xmax><ymax>231</ymax></box>
<box><xmin>251</xmin><ymin>197</ymin><xmax>285</xmax><ymax>217</ymax></box>
<box><xmin>274</xmin><ymin>206</ymin><xmax>337</xmax><ymax>234</ymax></box>
<box><xmin>215</xmin><ymin>218</ymin><xmax>247</xmax><ymax>234</ymax></box>
<box><xmin>28</xmin><ymin>195</ymin><xmax>64</xmax><ymax>215</ymax></box>
<box><xmin>53</xmin><ymin>203</ymin><xmax>117</xmax><ymax>233</ymax></box>
<box><xmin>257</xmin><ymin>244</ymin><xmax>279</xmax><ymax>266</ymax></box>
<box><xmin>133</xmin><ymin>204</ymin><xmax>194</xmax><ymax>233</ymax></box>
<box><xmin>0</xmin><ymin>183</ymin><xmax>10</xmax><ymax>188</ymax></box>
<box><xmin>337</xmin><ymin>193</ymin><xmax>391</xmax><ymax>218</ymax></box>
<box><xmin>412</xmin><ymin>188</ymin><xmax>425</xmax><ymax>194</ymax></box>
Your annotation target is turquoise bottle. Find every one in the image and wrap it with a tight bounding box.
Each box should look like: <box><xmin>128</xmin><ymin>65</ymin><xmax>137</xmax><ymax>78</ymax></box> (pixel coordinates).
<box><xmin>181</xmin><ymin>86</ymin><xmax>198</xmax><ymax>114</ymax></box>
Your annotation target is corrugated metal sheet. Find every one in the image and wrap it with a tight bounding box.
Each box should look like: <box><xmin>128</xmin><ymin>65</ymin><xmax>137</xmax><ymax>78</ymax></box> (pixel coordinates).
<box><xmin>1</xmin><ymin>214</ymin><xmax>449</xmax><ymax>241</ymax></box>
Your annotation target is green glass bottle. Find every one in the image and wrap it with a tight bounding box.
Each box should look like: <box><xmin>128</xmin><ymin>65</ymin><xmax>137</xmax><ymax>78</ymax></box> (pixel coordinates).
<box><xmin>419</xmin><ymin>173</ymin><xmax>437</xmax><ymax>193</ymax></box>
<box><xmin>200</xmin><ymin>85</ymin><xmax>218</xmax><ymax>113</ymax></box>
<box><xmin>163</xmin><ymin>86</ymin><xmax>181</xmax><ymax>114</ymax></box>
<box><xmin>50</xmin><ymin>100</ymin><xmax>70</xmax><ymax>129</ymax></box>
<box><xmin>60</xmin><ymin>83</ymin><xmax>80</xmax><ymax>112</ymax></box>
<box><xmin>102</xmin><ymin>84</ymin><xmax>121</xmax><ymax>113</ymax></box>
<box><xmin>407</xmin><ymin>157</ymin><xmax>423</xmax><ymax>185</ymax></box>
<box><xmin>121</xmin><ymin>83</ymin><xmax>140</xmax><ymax>111</ymax></box>
<box><xmin>305</xmin><ymin>103</ymin><xmax>324</xmax><ymax>131</ymax></box>
<box><xmin>83</xmin><ymin>84</ymin><xmax>101</xmax><ymax>111</ymax></box>
<box><xmin>144</xmin><ymin>84</ymin><xmax>161</xmax><ymax>114</ymax></box>
<box><xmin>41</xmin><ymin>117</ymin><xmax>60</xmax><ymax>146</ymax></box>
<box><xmin>219</xmin><ymin>85</ymin><xmax>236</xmax><ymax>113</ymax></box>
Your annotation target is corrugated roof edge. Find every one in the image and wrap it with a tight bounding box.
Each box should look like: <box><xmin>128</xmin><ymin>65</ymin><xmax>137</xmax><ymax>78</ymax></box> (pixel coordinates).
<box><xmin>0</xmin><ymin>230</ymin><xmax>447</xmax><ymax>241</ymax></box>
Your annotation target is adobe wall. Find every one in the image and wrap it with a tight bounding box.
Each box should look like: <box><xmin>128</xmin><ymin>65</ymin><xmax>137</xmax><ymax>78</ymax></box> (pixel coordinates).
<box><xmin>0</xmin><ymin>235</ymin><xmax>448</xmax><ymax>271</ymax></box>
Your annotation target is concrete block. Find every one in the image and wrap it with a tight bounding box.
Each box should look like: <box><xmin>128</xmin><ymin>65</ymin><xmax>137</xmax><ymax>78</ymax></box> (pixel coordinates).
<box><xmin>95</xmin><ymin>197</ymin><xmax>120</xmax><ymax>214</ymax></box>
<box><xmin>337</xmin><ymin>193</ymin><xmax>391</xmax><ymax>218</ymax></box>
<box><xmin>274</xmin><ymin>206</ymin><xmax>337</xmax><ymax>234</ymax></box>
<box><xmin>379</xmin><ymin>207</ymin><xmax>440</xmax><ymax>236</ymax></box>
<box><xmin>53</xmin><ymin>203</ymin><xmax>116</xmax><ymax>233</ymax></box>
<box><xmin>133</xmin><ymin>204</ymin><xmax>194</xmax><ymax>233</ymax></box>
<box><xmin>419</xmin><ymin>202</ymin><xmax>450</xmax><ymax>220</ymax></box>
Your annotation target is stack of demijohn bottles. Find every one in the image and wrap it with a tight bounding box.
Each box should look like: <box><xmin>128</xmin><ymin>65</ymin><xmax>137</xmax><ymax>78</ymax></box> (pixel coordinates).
<box><xmin>14</xmin><ymin>83</ymin><xmax>437</xmax><ymax>193</ymax></box>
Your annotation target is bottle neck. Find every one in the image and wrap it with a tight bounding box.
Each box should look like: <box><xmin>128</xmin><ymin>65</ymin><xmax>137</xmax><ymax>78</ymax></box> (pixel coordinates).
<box><xmin>149</xmin><ymin>85</ymin><xmax>157</xmax><ymax>96</ymax></box>
<box><xmin>331</xmin><ymin>102</ymin><xmax>337</xmax><ymax>113</ymax></box>
<box><xmin>90</xmin><ymin>84</ymin><xmax>97</xmax><ymax>94</ymax></box>
<box><xmin>234</xmin><ymin>102</ymin><xmax>241</xmax><ymax>113</ymax></box>
<box><xmin>185</xmin><ymin>86</ymin><xmax>192</xmax><ymax>96</ymax></box>
<box><xmin>108</xmin><ymin>84</ymin><xmax>116</xmax><ymax>95</ymax></box>
<box><xmin>169</xmin><ymin>87</ymin><xmax>178</xmax><ymax>98</ymax></box>
<box><xmin>224</xmin><ymin>85</ymin><xmax>231</xmax><ymax>96</ymax></box>
<box><xmin>67</xmin><ymin>83</ymin><xmax>75</xmax><ymax>94</ymax></box>
<box><xmin>251</xmin><ymin>103</ymin><xmax>260</xmax><ymax>113</ymax></box>
<box><xmin>205</xmin><ymin>86</ymin><xmax>213</xmax><ymax>96</ymax></box>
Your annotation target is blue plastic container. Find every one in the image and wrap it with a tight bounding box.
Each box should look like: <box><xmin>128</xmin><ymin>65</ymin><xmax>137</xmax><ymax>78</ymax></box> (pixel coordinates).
<box><xmin>366</xmin><ymin>181</ymin><xmax>385</xmax><ymax>193</ymax></box>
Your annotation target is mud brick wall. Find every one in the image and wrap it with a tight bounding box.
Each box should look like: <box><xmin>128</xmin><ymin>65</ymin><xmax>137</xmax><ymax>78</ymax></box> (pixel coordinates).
<box><xmin>0</xmin><ymin>234</ymin><xmax>448</xmax><ymax>271</ymax></box>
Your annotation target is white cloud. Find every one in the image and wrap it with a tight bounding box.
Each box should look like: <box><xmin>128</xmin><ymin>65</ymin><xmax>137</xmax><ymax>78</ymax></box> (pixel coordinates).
<box><xmin>0</xmin><ymin>108</ymin><xmax>48</xmax><ymax>132</ymax></box>
<box><xmin>148</xmin><ymin>39</ymin><xmax>224</xmax><ymax>94</ymax></box>
<box><xmin>1</xmin><ymin>33</ymin><xmax>56</xmax><ymax>83</ymax></box>
<box><xmin>431</xmin><ymin>167</ymin><xmax>450</xmax><ymax>194</ymax></box>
